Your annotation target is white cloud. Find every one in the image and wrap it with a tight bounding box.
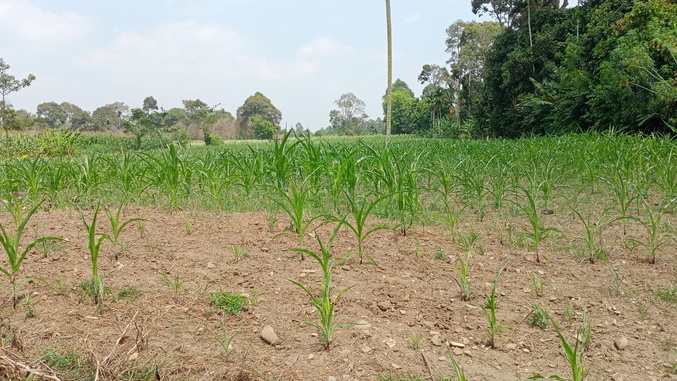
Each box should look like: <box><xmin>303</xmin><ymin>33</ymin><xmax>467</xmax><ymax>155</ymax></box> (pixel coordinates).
<box><xmin>299</xmin><ymin>37</ymin><xmax>346</xmax><ymax>57</ymax></box>
<box><xmin>80</xmin><ymin>21</ymin><xmax>328</xmax><ymax>84</ymax></box>
<box><xmin>0</xmin><ymin>1</ymin><xmax>93</xmax><ymax>43</ymax></box>
<box><xmin>404</xmin><ymin>13</ymin><xmax>420</xmax><ymax>24</ymax></box>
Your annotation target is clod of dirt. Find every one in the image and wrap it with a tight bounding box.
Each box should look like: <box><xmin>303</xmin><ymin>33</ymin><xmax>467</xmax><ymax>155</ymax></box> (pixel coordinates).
<box><xmin>614</xmin><ymin>337</ymin><xmax>629</xmax><ymax>350</ymax></box>
<box><xmin>259</xmin><ymin>325</ymin><xmax>278</xmax><ymax>345</ymax></box>
<box><xmin>377</xmin><ymin>300</ymin><xmax>392</xmax><ymax>311</ymax></box>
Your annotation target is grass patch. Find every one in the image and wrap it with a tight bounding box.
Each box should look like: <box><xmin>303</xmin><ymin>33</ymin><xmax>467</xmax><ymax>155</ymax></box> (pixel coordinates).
<box><xmin>209</xmin><ymin>292</ymin><xmax>249</xmax><ymax>314</ymax></box>
<box><xmin>40</xmin><ymin>348</ymin><xmax>92</xmax><ymax>379</ymax></box>
<box><xmin>653</xmin><ymin>285</ymin><xmax>677</xmax><ymax>302</ymax></box>
<box><xmin>117</xmin><ymin>285</ymin><xmax>141</xmax><ymax>301</ymax></box>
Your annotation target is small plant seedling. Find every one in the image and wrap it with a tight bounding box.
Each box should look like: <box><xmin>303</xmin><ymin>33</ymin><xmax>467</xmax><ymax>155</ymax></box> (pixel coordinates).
<box><xmin>562</xmin><ymin>301</ymin><xmax>576</xmax><ymax>325</ymax></box>
<box><xmin>161</xmin><ymin>272</ymin><xmax>188</xmax><ymax>297</ymax></box>
<box><xmin>286</xmin><ymin>223</ymin><xmax>355</xmax><ymax>350</ymax></box>
<box><xmin>527</xmin><ymin>304</ymin><xmax>550</xmax><ymax>329</ymax></box>
<box><xmin>434</xmin><ymin>247</ymin><xmax>447</xmax><ymax>260</ymax></box>
<box><xmin>138</xmin><ymin>221</ymin><xmax>147</xmax><ymax>238</ymax></box>
<box><xmin>79</xmin><ymin>205</ymin><xmax>109</xmax><ymax>308</ymax></box>
<box><xmin>103</xmin><ymin>203</ymin><xmax>146</xmax><ymax>259</ymax></box>
<box><xmin>530</xmin><ymin>272</ymin><xmax>546</xmax><ymax>297</ymax></box>
<box><xmin>210</xmin><ymin>292</ymin><xmax>249</xmax><ymax>314</ymax></box>
<box><xmin>623</xmin><ymin>199</ymin><xmax>675</xmax><ymax>264</ymax></box>
<box><xmin>529</xmin><ymin>317</ymin><xmax>586</xmax><ymax>381</ymax></box>
<box><xmin>409</xmin><ymin>331</ymin><xmax>422</xmax><ymax>349</ymax></box>
<box><xmin>448</xmin><ymin>349</ymin><xmax>468</xmax><ymax>381</ymax></box>
<box><xmin>18</xmin><ymin>293</ymin><xmax>38</xmax><ymax>318</ymax></box>
<box><xmin>0</xmin><ymin>200</ymin><xmax>63</xmax><ymax>307</ymax></box>
<box><xmin>606</xmin><ymin>262</ymin><xmax>624</xmax><ymax>297</ymax></box>
<box><xmin>653</xmin><ymin>285</ymin><xmax>677</xmax><ymax>302</ymax></box>
<box><xmin>231</xmin><ymin>246</ymin><xmax>250</xmax><ymax>262</ymax></box>
<box><xmin>117</xmin><ymin>285</ymin><xmax>141</xmax><ymax>301</ymax></box>
<box><xmin>184</xmin><ymin>220</ymin><xmax>192</xmax><ymax>235</ymax></box>
<box><xmin>215</xmin><ymin>328</ymin><xmax>245</xmax><ymax>362</ymax></box>
<box><xmin>450</xmin><ymin>251</ymin><xmax>474</xmax><ymax>301</ymax></box>
<box><xmin>481</xmin><ymin>263</ymin><xmax>509</xmax><ymax>348</ymax></box>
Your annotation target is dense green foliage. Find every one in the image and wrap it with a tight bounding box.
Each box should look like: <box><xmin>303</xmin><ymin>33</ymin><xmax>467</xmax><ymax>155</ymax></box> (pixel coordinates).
<box><xmin>475</xmin><ymin>0</ymin><xmax>676</xmax><ymax>137</ymax></box>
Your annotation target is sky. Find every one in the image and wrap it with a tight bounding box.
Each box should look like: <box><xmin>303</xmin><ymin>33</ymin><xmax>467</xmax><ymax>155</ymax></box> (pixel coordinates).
<box><xmin>1</xmin><ymin>0</ymin><xmax>481</xmax><ymax>131</ymax></box>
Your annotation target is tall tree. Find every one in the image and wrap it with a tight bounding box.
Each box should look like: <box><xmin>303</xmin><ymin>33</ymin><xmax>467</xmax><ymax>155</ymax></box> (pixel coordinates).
<box><xmin>91</xmin><ymin>102</ymin><xmax>129</xmax><ymax>131</ymax></box>
<box><xmin>385</xmin><ymin>0</ymin><xmax>393</xmax><ymax>144</ymax></box>
<box><xmin>36</xmin><ymin>102</ymin><xmax>91</xmax><ymax>130</ymax></box>
<box><xmin>471</xmin><ymin>0</ymin><xmax>517</xmax><ymax>28</ymax></box>
<box><xmin>329</xmin><ymin>93</ymin><xmax>369</xmax><ymax>135</ymax></box>
<box><xmin>182</xmin><ymin>99</ymin><xmax>221</xmax><ymax>145</ymax></box>
<box><xmin>236</xmin><ymin>92</ymin><xmax>282</xmax><ymax>138</ymax></box>
<box><xmin>0</xmin><ymin>59</ymin><xmax>36</xmax><ymax>138</ymax></box>
<box><xmin>124</xmin><ymin>97</ymin><xmax>172</xmax><ymax>149</ymax></box>
<box><xmin>445</xmin><ymin>20</ymin><xmax>502</xmax><ymax>121</ymax></box>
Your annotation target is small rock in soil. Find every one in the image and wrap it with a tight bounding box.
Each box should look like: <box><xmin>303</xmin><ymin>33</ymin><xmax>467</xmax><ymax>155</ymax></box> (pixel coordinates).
<box><xmin>207</xmin><ymin>262</ymin><xmax>216</xmax><ymax>268</ymax></box>
<box><xmin>431</xmin><ymin>335</ymin><xmax>443</xmax><ymax>346</ymax></box>
<box><xmin>614</xmin><ymin>337</ymin><xmax>629</xmax><ymax>350</ymax></box>
<box><xmin>377</xmin><ymin>300</ymin><xmax>392</xmax><ymax>311</ymax></box>
<box><xmin>260</xmin><ymin>325</ymin><xmax>279</xmax><ymax>345</ymax></box>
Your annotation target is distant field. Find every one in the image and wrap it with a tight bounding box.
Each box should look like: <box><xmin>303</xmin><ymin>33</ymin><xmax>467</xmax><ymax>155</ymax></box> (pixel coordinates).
<box><xmin>0</xmin><ymin>131</ymin><xmax>675</xmax><ymax>380</ymax></box>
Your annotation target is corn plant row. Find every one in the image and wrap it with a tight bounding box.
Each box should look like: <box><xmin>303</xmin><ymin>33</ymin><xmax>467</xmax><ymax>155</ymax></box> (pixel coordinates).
<box><xmin>0</xmin><ymin>132</ymin><xmax>675</xmax><ymax>262</ymax></box>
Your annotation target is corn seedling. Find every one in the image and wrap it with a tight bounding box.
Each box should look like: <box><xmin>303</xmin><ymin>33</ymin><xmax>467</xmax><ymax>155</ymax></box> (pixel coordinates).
<box><xmin>409</xmin><ymin>331</ymin><xmax>422</xmax><ymax>349</ymax></box>
<box><xmin>601</xmin><ymin>166</ymin><xmax>639</xmax><ymax>235</ymax></box>
<box><xmin>454</xmin><ymin>228</ymin><xmax>480</xmax><ymax>255</ymax></box>
<box><xmin>481</xmin><ymin>263</ymin><xmax>509</xmax><ymax>348</ymax></box>
<box><xmin>215</xmin><ymin>328</ymin><xmax>245</xmax><ymax>362</ymax></box>
<box><xmin>571</xmin><ymin>207</ymin><xmax>610</xmax><ymax>264</ymax></box>
<box><xmin>0</xmin><ymin>200</ymin><xmax>63</xmax><ymax>307</ymax></box>
<box><xmin>334</xmin><ymin>191</ymin><xmax>391</xmax><ymax>265</ymax></box>
<box><xmin>527</xmin><ymin>304</ymin><xmax>550</xmax><ymax>329</ymax></box>
<box><xmin>530</xmin><ymin>272</ymin><xmax>546</xmax><ymax>297</ymax></box>
<box><xmin>623</xmin><ymin>199</ymin><xmax>675</xmax><ymax>264</ymax></box>
<box><xmin>448</xmin><ymin>349</ymin><xmax>468</xmax><ymax>381</ymax></box>
<box><xmin>79</xmin><ymin>205</ymin><xmax>109</xmax><ymax>308</ymax></box>
<box><xmin>230</xmin><ymin>246</ymin><xmax>250</xmax><ymax>262</ymax></box>
<box><xmin>606</xmin><ymin>262</ymin><xmax>624</xmax><ymax>297</ymax></box>
<box><xmin>161</xmin><ymin>272</ymin><xmax>188</xmax><ymax>297</ymax></box>
<box><xmin>103</xmin><ymin>203</ymin><xmax>145</xmax><ymax>259</ymax></box>
<box><xmin>286</xmin><ymin>223</ymin><xmax>355</xmax><ymax>350</ymax></box>
<box><xmin>268</xmin><ymin>179</ymin><xmax>325</xmax><ymax>250</ymax></box>
<box><xmin>529</xmin><ymin>318</ymin><xmax>586</xmax><ymax>381</ymax></box>
<box><xmin>18</xmin><ymin>292</ymin><xmax>38</xmax><ymax>318</ymax></box>
<box><xmin>512</xmin><ymin>185</ymin><xmax>559</xmax><ymax>263</ymax></box>
<box><xmin>450</xmin><ymin>251</ymin><xmax>474</xmax><ymax>301</ymax></box>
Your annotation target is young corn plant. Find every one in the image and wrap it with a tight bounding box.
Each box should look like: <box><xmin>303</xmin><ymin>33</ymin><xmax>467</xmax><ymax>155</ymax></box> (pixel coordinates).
<box><xmin>334</xmin><ymin>191</ymin><xmax>391</xmax><ymax>265</ymax></box>
<box><xmin>0</xmin><ymin>201</ymin><xmax>63</xmax><ymax>307</ymax></box>
<box><xmin>601</xmin><ymin>166</ymin><xmax>639</xmax><ymax>235</ymax></box>
<box><xmin>103</xmin><ymin>203</ymin><xmax>146</xmax><ymax>259</ymax></box>
<box><xmin>529</xmin><ymin>318</ymin><xmax>586</xmax><ymax>381</ymax></box>
<box><xmin>512</xmin><ymin>185</ymin><xmax>559</xmax><ymax>263</ymax></box>
<box><xmin>570</xmin><ymin>208</ymin><xmax>610</xmax><ymax>264</ymax></box>
<box><xmin>450</xmin><ymin>251</ymin><xmax>475</xmax><ymax>301</ymax></box>
<box><xmin>481</xmin><ymin>263</ymin><xmax>509</xmax><ymax>348</ymax></box>
<box><xmin>268</xmin><ymin>179</ymin><xmax>325</xmax><ymax>251</ymax></box>
<box><xmin>79</xmin><ymin>205</ymin><xmax>109</xmax><ymax>308</ymax></box>
<box><xmin>285</xmin><ymin>223</ymin><xmax>355</xmax><ymax>350</ymax></box>
<box><xmin>623</xmin><ymin>199</ymin><xmax>675</xmax><ymax>264</ymax></box>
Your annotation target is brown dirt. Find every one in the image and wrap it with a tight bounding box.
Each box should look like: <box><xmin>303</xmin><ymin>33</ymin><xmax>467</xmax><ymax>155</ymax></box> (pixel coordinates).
<box><xmin>1</xmin><ymin>206</ymin><xmax>676</xmax><ymax>381</ymax></box>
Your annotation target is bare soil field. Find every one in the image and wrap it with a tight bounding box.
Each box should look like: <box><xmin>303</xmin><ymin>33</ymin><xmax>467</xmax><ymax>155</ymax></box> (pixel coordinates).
<box><xmin>1</xmin><ymin>206</ymin><xmax>676</xmax><ymax>381</ymax></box>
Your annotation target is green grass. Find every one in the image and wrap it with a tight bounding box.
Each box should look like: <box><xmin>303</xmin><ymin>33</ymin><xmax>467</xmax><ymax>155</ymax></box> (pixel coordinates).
<box><xmin>653</xmin><ymin>285</ymin><xmax>677</xmax><ymax>302</ymax></box>
<box><xmin>210</xmin><ymin>292</ymin><xmax>249</xmax><ymax>314</ymax></box>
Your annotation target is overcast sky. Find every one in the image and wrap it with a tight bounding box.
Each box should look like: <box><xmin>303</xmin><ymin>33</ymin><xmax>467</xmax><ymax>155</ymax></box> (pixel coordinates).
<box><xmin>1</xmin><ymin>0</ymin><xmax>480</xmax><ymax>131</ymax></box>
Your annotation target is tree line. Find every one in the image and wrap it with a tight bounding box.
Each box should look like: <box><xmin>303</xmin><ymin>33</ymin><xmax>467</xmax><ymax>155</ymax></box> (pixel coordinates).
<box><xmin>0</xmin><ymin>63</ymin><xmax>286</xmax><ymax>146</ymax></box>
<box><xmin>326</xmin><ymin>0</ymin><xmax>676</xmax><ymax>138</ymax></box>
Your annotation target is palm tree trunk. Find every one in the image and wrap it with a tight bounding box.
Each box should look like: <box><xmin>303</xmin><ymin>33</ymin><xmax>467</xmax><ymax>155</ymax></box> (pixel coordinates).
<box><xmin>385</xmin><ymin>0</ymin><xmax>393</xmax><ymax>145</ymax></box>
